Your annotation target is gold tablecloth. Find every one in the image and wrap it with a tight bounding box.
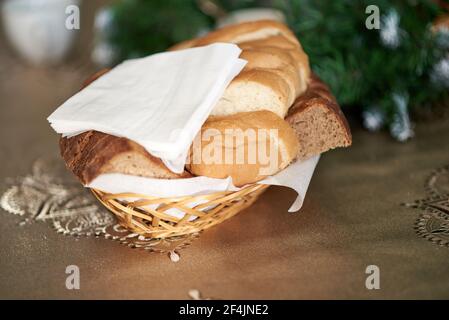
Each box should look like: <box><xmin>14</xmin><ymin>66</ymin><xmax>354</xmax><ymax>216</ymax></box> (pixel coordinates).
<box><xmin>1</xmin><ymin>7</ymin><xmax>449</xmax><ymax>299</ymax></box>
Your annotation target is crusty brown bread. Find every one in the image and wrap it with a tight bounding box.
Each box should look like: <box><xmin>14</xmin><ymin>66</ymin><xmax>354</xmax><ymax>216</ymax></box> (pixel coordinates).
<box><xmin>186</xmin><ymin>110</ymin><xmax>299</xmax><ymax>186</ymax></box>
<box><xmin>237</xmin><ymin>35</ymin><xmax>310</xmax><ymax>95</ymax></box>
<box><xmin>60</xmin><ymin>131</ymin><xmax>191</xmax><ymax>185</ymax></box>
<box><xmin>170</xmin><ymin>20</ymin><xmax>300</xmax><ymax>50</ymax></box>
<box><xmin>170</xmin><ymin>20</ymin><xmax>311</xmax><ymax>118</ymax></box>
<box><xmin>286</xmin><ymin>74</ymin><xmax>352</xmax><ymax>160</ymax></box>
<box><xmin>60</xmin><ymin>70</ymin><xmax>191</xmax><ymax>185</ymax></box>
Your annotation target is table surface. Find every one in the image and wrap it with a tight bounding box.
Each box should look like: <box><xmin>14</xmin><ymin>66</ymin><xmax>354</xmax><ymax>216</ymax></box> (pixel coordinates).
<box><xmin>1</xmin><ymin>14</ymin><xmax>449</xmax><ymax>299</ymax></box>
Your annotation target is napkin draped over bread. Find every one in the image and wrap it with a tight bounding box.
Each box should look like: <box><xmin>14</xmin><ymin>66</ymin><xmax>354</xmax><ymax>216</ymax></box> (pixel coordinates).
<box><xmin>48</xmin><ymin>43</ymin><xmax>246</xmax><ymax>173</ymax></box>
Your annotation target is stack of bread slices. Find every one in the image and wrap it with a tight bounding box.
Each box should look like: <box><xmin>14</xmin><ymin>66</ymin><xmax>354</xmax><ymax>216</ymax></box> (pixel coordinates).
<box><xmin>60</xmin><ymin>20</ymin><xmax>351</xmax><ymax>187</ymax></box>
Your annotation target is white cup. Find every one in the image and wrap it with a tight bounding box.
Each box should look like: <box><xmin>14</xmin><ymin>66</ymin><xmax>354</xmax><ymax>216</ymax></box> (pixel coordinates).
<box><xmin>1</xmin><ymin>0</ymin><xmax>81</xmax><ymax>66</ymax></box>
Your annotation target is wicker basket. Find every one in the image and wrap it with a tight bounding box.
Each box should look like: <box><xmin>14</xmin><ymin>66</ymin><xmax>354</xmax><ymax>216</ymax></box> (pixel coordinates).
<box><xmin>81</xmin><ymin>70</ymin><xmax>270</xmax><ymax>239</ymax></box>
<box><xmin>91</xmin><ymin>184</ymin><xmax>269</xmax><ymax>239</ymax></box>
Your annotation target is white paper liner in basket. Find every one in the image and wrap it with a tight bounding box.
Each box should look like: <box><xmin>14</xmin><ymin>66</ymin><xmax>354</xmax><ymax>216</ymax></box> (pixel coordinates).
<box><xmin>88</xmin><ymin>155</ymin><xmax>320</xmax><ymax>219</ymax></box>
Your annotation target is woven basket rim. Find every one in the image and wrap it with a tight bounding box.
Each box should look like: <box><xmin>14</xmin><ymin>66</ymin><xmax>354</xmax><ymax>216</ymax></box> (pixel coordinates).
<box><xmin>90</xmin><ymin>183</ymin><xmax>269</xmax><ymax>238</ymax></box>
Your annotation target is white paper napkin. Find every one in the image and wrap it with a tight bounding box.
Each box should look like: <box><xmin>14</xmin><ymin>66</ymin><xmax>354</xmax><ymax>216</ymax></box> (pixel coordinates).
<box><xmin>48</xmin><ymin>43</ymin><xmax>246</xmax><ymax>173</ymax></box>
<box><xmin>88</xmin><ymin>155</ymin><xmax>320</xmax><ymax>215</ymax></box>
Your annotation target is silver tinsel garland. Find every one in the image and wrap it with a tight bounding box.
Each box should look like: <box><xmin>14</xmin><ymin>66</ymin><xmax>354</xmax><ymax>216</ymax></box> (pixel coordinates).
<box><xmin>380</xmin><ymin>9</ymin><xmax>403</xmax><ymax>49</ymax></box>
<box><xmin>435</xmin><ymin>27</ymin><xmax>449</xmax><ymax>50</ymax></box>
<box><xmin>430</xmin><ymin>56</ymin><xmax>449</xmax><ymax>88</ymax></box>
<box><xmin>362</xmin><ymin>107</ymin><xmax>385</xmax><ymax>132</ymax></box>
<box><xmin>389</xmin><ymin>93</ymin><xmax>414</xmax><ymax>142</ymax></box>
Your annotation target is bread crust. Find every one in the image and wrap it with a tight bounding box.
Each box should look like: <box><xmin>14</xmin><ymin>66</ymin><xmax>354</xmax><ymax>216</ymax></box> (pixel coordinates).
<box><xmin>60</xmin><ymin>131</ymin><xmax>191</xmax><ymax>185</ymax></box>
<box><xmin>238</xmin><ymin>36</ymin><xmax>310</xmax><ymax>90</ymax></box>
<box><xmin>169</xmin><ymin>20</ymin><xmax>311</xmax><ymax>118</ymax></box>
<box><xmin>193</xmin><ymin>20</ymin><xmax>299</xmax><ymax>47</ymax></box>
<box><xmin>186</xmin><ymin>110</ymin><xmax>299</xmax><ymax>186</ymax></box>
<box><xmin>212</xmin><ymin>68</ymin><xmax>292</xmax><ymax>118</ymax></box>
<box><xmin>59</xmin><ymin>70</ymin><xmax>191</xmax><ymax>185</ymax></box>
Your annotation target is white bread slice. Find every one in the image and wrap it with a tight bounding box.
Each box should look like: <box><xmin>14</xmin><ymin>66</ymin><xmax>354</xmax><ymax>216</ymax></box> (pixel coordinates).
<box><xmin>212</xmin><ymin>69</ymin><xmax>292</xmax><ymax>118</ymax></box>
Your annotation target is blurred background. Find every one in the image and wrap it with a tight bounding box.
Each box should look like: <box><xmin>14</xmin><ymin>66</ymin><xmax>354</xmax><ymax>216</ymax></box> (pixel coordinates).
<box><xmin>0</xmin><ymin>0</ymin><xmax>448</xmax><ymax>147</ymax></box>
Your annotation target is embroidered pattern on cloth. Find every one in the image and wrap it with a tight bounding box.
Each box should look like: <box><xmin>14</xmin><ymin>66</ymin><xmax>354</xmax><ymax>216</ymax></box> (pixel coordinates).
<box><xmin>403</xmin><ymin>165</ymin><xmax>449</xmax><ymax>247</ymax></box>
<box><xmin>0</xmin><ymin>156</ymin><xmax>199</xmax><ymax>257</ymax></box>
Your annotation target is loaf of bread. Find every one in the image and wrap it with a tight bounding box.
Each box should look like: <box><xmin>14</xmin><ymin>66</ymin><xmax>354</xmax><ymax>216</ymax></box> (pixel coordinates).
<box><xmin>186</xmin><ymin>110</ymin><xmax>299</xmax><ymax>186</ymax></box>
<box><xmin>170</xmin><ymin>20</ymin><xmax>300</xmax><ymax>50</ymax></box>
<box><xmin>60</xmin><ymin>131</ymin><xmax>191</xmax><ymax>185</ymax></box>
<box><xmin>170</xmin><ymin>20</ymin><xmax>310</xmax><ymax>118</ymax></box>
<box><xmin>286</xmin><ymin>74</ymin><xmax>352</xmax><ymax>159</ymax></box>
